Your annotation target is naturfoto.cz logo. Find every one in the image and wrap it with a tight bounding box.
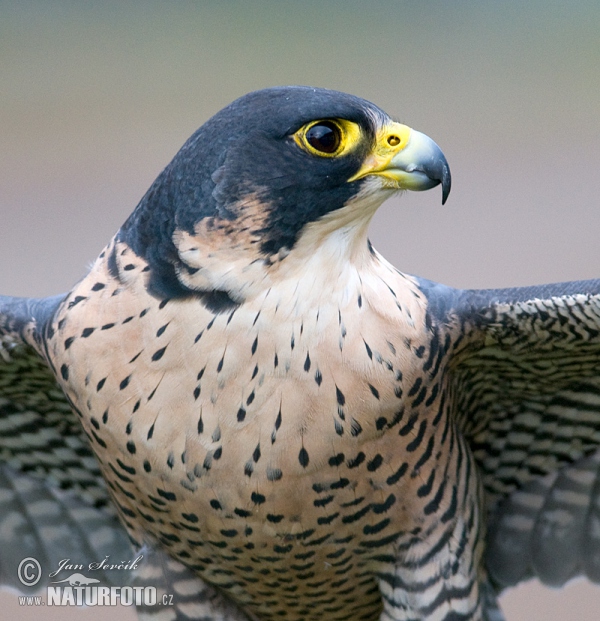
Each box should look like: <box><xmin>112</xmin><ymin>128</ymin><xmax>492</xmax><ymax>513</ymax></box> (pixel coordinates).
<box><xmin>17</xmin><ymin>555</ymin><xmax>174</xmax><ymax>608</ymax></box>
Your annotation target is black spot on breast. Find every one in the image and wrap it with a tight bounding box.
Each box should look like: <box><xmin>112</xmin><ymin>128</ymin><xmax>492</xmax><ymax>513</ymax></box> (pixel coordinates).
<box><xmin>314</xmin><ymin>495</ymin><xmax>334</xmax><ymax>508</ymax></box>
<box><xmin>120</xmin><ymin>375</ymin><xmax>131</xmax><ymax>390</ymax></box>
<box><xmin>350</xmin><ymin>419</ymin><xmax>362</xmax><ymax>437</ymax></box>
<box><xmin>91</xmin><ymin>282</ymin><xmax>105</xmax><ymax>291</ymax></box>
<box><xmin>152</xmin><ymin>346</ymin><xmax>167</xmax><ymax>361</ymax></box>
<box><xmin>298</xmin><ymin>447</ymin><xmax>309</xmax><ymax>468</ymax></box>
<box><xmin>181</xmin><ymin>512</ymin><xmax>199</xmax><ymax>524</ymax></box>
<box><xmin>267</xmin><ymin>467</ymin><xmax>283</xmax><ymax>481</ymax></box>
<box><xmin>417</xmin><ymin>469</ymin><xmax>435</xmax><ymax>497</ymax></box>
<box><xmin>342</xmin><ymin>504</ymin><xmax>371</xmax><ymax>524</ymax></box>
<box><xmin>64</xmin><ymin>337</ymin><xmax>75</xmax><ymax>350</ymax></box>
<box><xmin>267</xmin><ymin>514</ymin><xmax>284</xmax><ymax>523</ymax></box>
<box><xmin>367</xmin><ymin>454</ymin><xmax>383</xmax><ymax>472</ymax></box>
<box><xmin>330</xmin><ymin>477</ymin><xmax>349</xmax><ymax>490</ymax></box>
<box><xmin>60</xmin><ymin>364</ymin><xmax>69</xmax><ymax>380</ymax></box>
<box><xmin>363</xmin><ymin>518</ymin><xmax>390</xmax><ymax>536</ymax></box>
<box><xmin>109</xmin><ymin>463</ymin><xmax>132</xmax><ymax>483</ymax></box>
<box><xmin>424</xmin><ymin>477</ymin><xmax>446</xmax><ymax>515</ymax></box>
<box><xmin>408</xmin><ymin>377</ymin><xmax>422</xmax><ymax>397</ymax></box>
<box><xmin>129</xmin><ymin>351</ymin><xmax>143</xmax><ymax>364</ymax></box>
<box><xmin>406</xmin><ymin>420</ymin><xmax>427</xmax><ymax>452</ymax></box>
<box><xmin>328</xmin><ymin>453</ymin><xmax>344</xmax><ymax>467</ymax></box>
<box><xmin>116</xmin><ymin>458</ymin><xmax>136</xmax><ymax>475</ymax></box>
<box><xmin>126</xmin><ymin>441</ymin><xmax>136</xmax><ymax>454</ymax></box>
<box><xmin>251</xmin><ymin>492</ymin><xmax>266</xmax><ymax>505</ymax></box>
<box><xmin>413</xmin><ymin>436</ymin><xmax>435</xmax><ymax>472</ymax></box>
<box><xmin>106</xmin><ymin>246</ymin><xmax>121</xmax><ymax>280</ymax></box>
<box><xmin>399</xmin><ymin>413</ymin><xmax>418</xmax><ymax>437</ymax></box>
<box><xmin>372</xmin><ymin>494</ymin><xmax>396</xmax><ymax>514</ymax></box>
<box><xmin>425</xmin><ymin>383</ymin><xmax>440</xmax><ymax>407</ymax></box>
<box><xmin>347</xmin><ymin>452</ymin><xmax>365</xmax><ymax>469</ymax></box>
<box><xmin>143</xmin><ymin>460</ymin><xmax>152</xmax><ymax>472</ymax></box>
<box><xmin>386</xmin><ymin>462</ymin><xmax>408</xmax><ymax>486</ymax></box>
<box><xmin>68</xmin><ymin>295</ymin><xmax>87</xmax><ymax>309</ymax></box>
<box><xmin>317</xmin><ymin>512</ymin><xmax>339</xmax><ymax>525</ymax></box>
<box><xmin>90</xmin><ymin>430</ymin><xmax>106</xmax><ymax>448</ymax></box>
<box><xmin>156</xmin><ymin>488</ymin><xmax>176</xmax><ymax>501</ymax></box>
<box><xmin>304</xmin><ymin>353</ymin><xmax>311</xmax><ymax>372</ymax></box>
<box><xmin>237</xmin><ymin>407</ymin><xmax>246</xmax><ymax>422</ymax></box>
<box><xmin>368</xmin><ymin>384</ymin><xmax>380</xmax><ymax>399</ymax></box>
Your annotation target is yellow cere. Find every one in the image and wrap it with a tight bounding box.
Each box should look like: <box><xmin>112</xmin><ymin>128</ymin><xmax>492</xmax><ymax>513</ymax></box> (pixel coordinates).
<box><xmin>348</xmin><ymin>121</ymin><xmax>412</xmax><ymax>182</ymax></box>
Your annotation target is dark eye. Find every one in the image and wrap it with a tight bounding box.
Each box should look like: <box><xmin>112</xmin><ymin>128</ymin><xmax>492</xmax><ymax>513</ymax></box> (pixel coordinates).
<box><xmin>305</xmin><ymin>121</ymin><xmax>341</xmax><ymax>154</ymax></box>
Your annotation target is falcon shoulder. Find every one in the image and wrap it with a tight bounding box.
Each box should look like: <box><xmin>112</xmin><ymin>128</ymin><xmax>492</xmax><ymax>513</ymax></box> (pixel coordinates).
<box><xmin>422</xmin><ymin>277</ymin><xmax>600</xmax><ymax>591</ymax></box>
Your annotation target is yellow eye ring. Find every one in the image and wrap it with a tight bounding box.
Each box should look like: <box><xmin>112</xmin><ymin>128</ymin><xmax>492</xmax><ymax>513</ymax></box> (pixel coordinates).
<box><xmin>293</xmin><ymin>119</ymin><xmax>361</xmax><ymax>158</ymax></box>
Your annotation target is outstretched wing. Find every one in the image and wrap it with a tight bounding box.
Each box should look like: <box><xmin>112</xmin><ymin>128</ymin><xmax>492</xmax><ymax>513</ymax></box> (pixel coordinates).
<box><xmin>0</xmin><ymin>295</ymin><xmax>132</xmax><ymax>590</ymax></box>
<box><xmin>433</xmin><ymin>278</ymin><xmax>600</xmax><ymax>591</ymax></box>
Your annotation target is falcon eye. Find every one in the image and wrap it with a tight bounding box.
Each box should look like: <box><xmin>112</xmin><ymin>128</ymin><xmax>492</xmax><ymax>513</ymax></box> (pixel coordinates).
<box><xmin>305</xmin><ymin>122</ymin><xmax>341</xmax><ymax>154</ymax></box>
<box><xmin>293</xmin><ymin>119</ymin><xmax>361</xmax><ymax>158</ymax></box>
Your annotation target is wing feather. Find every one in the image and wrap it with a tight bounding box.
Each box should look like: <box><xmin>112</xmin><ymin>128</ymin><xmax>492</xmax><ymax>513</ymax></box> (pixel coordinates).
<box><xmin>422</xmin><ymin>278</ymin><xmax>600</xmax><ymax>592</ymax></box>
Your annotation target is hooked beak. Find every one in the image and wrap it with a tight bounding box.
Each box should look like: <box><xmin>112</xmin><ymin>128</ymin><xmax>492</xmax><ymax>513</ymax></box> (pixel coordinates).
<box><xmin>349</xmin><ymin>122</ymin><xmax>451</xmax><ymax>205</ymax></box>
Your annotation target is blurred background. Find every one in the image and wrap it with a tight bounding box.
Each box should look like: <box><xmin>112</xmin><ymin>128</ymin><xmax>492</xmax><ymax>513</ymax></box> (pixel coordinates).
<box><xmin>1</xmin><ymin>1</ymin><xmax>599</xmax><ymax>619</ymax></box>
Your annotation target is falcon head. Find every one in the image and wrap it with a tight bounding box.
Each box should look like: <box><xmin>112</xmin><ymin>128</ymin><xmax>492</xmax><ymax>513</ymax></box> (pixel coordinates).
<box><xmin>119</xmin><ymin>86</ymin><xmax>450</xmax><ymax>303</ymax></box>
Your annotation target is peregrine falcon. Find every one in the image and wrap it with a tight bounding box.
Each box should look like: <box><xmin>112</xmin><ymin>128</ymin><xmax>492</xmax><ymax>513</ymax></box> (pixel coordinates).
<box><xmin>1</xmin><ymin>86</ymin><xmax>599</xmax><ymax>621</ymax></box>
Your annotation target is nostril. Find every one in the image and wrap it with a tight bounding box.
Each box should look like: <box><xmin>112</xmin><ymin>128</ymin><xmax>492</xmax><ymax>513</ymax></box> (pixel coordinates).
<box><xmin>387</xmin><ymin>135</ymin><xmax>401</xmax><ymax>147</ymax></box>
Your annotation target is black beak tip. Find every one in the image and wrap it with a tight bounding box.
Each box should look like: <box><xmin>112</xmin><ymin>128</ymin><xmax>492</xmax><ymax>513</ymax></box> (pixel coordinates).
<box><xmin>441</xmin><ymin>163</ymin><xmax>451</xmax><ymax>205</ymax></box>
